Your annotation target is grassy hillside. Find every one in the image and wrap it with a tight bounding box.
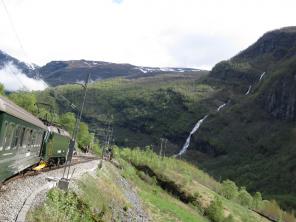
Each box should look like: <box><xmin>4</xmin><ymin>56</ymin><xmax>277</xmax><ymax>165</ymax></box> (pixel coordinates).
<box><xmin>28</xmin><ymin>148</ymin><xmax>294</xmax><ymax>222</ymax></box>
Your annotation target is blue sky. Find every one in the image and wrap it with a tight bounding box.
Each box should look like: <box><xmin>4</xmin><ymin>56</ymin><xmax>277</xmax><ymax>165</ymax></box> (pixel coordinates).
<box><xmin>0</xmin><ymin>0</ymin><xmax>295</xmax><ymax>69</ymax></box>
<box><xmin>113</xmin><ymin>0</ymin><xmax>123</xmax><ymax>4</ymax></box>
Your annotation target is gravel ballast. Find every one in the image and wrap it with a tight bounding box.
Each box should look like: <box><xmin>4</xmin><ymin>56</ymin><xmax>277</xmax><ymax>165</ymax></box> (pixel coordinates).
<box><xmin>0</xmin><ymin>159</ymin><xmax>99</xmax><ymax>222</ymax></box>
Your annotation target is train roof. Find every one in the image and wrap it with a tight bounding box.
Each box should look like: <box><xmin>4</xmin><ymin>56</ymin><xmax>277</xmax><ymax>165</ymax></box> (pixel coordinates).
<box><xmin>0</xmin><ymin>96</ymin><xmax>47</xmax><ymax>130</ymax></box>
<box><xmin>48</xmin><ymin>125</ymin><xmax>71</xmax><ymax>138</ymax></box>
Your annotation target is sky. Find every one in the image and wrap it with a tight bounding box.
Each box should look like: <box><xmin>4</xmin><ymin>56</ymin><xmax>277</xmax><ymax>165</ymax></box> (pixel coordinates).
<box><xmin>0</xmin><ymin>0</ymin><xmax>295</xmax><ymax>70</ymax></box>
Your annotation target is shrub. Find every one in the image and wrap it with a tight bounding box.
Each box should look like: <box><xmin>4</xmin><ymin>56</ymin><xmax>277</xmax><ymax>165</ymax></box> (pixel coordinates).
<box><xmin>237</xmin><ymin>187</ymin><xmax>253</xmax><ymax>208</ymax></box>
<box><xmin>252</xmin><ymin>192</ymin><xmax>262</xmax><ymax>209</ymax></box>
<box><xmin>261</xmin><ymin>200</ymin><xmax>282</xmax><ymax>221</ymax></box>
<box><xmin>260</xmin><ymin>200</ymin><xmax>296</xmax><ymax>222</ymax></box>
<box><xmin>28</xmin><ymin>188</ymin><xmax>99</xmax><ymax>222</ymax></box>
<box><xmin>282</xmin><ymin>211</ymin><xmax>296</xmax><ymax>222</ymax></box>
<box><xmin>220</xmin><ymin>179</ymin><xmax>238</xmax><ymax>200</ymax></box>
<box><xmin>223</xmin><ymin>214</ymin><xmax>235</xmax><ymax>222</ymax></box>
<box><xmin>205</xmin><ymin>197</ymin><xmax>225</xmax><ymax>222</ymax></box>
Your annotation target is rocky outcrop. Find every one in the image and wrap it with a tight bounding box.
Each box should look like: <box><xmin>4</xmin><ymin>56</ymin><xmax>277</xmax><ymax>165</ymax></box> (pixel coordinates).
<box><xmin>234</xmin><ymin>26</ymin><xmax>296</xmax><ymax>62</ymax></box>
<box><xmin>262</xmin><ymin>65</ymin><xmax>296</xmax><ymax>121</ymax></box>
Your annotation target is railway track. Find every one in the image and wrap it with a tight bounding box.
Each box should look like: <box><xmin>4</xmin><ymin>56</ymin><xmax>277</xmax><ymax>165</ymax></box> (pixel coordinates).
<box><xmin>0</xmin><ymin>155</ymin><xmax>99</xmax><ymax>190</ymax></box>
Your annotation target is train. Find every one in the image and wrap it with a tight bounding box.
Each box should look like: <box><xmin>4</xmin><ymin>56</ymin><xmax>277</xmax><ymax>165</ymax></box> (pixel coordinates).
<box><xmin>0</xmin><ymin>96</ymin><xmax>71</xmax><ymax>184</ymax></box>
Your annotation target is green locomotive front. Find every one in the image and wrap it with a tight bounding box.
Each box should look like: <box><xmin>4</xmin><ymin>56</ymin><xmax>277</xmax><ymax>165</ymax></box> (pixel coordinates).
<box><xmin>41</xmin><ymin>125</ymin><xmax>71</xmax><ymax>165</ymax></box>
<box><xmin>0</xmin><ymin>96</ymin><xmax>47</xmax><ymax>183</ymax></box>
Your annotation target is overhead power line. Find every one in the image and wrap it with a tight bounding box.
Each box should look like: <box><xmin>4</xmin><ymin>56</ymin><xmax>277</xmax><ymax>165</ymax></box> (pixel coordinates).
<box><xmin>0</xmin><ymin>0</ymin><xmax>27</xmax><ymax>59</ymax></box>
<box><xmin>0</xmin><ymin>0</ymin><xmax>42</xmax><ymax>86</ymax></box>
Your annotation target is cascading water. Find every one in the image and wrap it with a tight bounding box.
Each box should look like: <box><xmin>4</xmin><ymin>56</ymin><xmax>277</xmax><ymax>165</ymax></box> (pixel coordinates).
<box><xmin>176</xmin><ymin>102</ymin><xmax>229</xmax><ymax>156</ymax></box>
<box><xmin>175</xmin><ymin>71</ymin><xmax>268</xmax><ymax>157</ymax></box>
<box><xmin>245</xmin><ymin>85</ymin><xmax>252</xmax><ymax>95</ymax></box>
<box><xmin>217</xmin><ymin>103</ymin><xmax>227</xmax><ymax>112</ymax></box>
<box><xmin>259</xmin><ymin>72</ymin><xmax>266</xmax><ymax>81</ymax></box>
<box><xmin>176</xmin><ymin>115</ymin><xmax>208</xmax><ymax>156</ymax></box>
<box><xmin>245</xmin><ymin>72</ymin><xmax>265</xmax><ymax>96</ymax></box>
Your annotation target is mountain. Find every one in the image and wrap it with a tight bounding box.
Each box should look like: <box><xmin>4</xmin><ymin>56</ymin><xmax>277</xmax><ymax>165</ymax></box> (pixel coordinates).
<box><xmin>0</xmin><ymin>50</ymin><xmax>37</xmax><ymax>75</ymax></box>
<box><xmin>0</xmin><ymin>50</ymin><xmax>203</xmax><ymax>88</ymax></box>
<box><xmin>38</xmin><ymin>60</ymin><xmax>202</xmax><ymax>86</ymax></box>
<box><xmin>185</xmin><ymin>26</ymin><xmax>296</xmax><ymax>210</ymax></box>
<box><xmin>35</xmin><ymin>71</ymin><xmax>211</xmax><ymax>154</ymax></box>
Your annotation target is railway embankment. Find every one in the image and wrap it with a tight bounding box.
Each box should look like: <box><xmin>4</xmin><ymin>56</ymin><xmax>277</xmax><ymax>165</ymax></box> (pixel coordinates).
<box><xmin>10</xmin><ymin>148</ymin><xmax>294</xmax><ymax>222</ymax></box>
<box><xmin>0</xmin><ymin>158</ymin><xmax>99</xmax><ymax>222</ymax></box>
<box><xmin>26</xmin><ymin>160</ymin><xmax>150</xmax><ymax>222</ymax></box>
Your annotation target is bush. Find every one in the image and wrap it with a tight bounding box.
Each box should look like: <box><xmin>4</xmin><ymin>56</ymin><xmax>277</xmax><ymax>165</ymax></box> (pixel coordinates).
<box><xmin>223</xmin><ymin>214</ymin><xmax>235</xmax><ymax>222</ymax></box>
<box><xmin>282</xmin><ymin>211</ymin><xmax>296</xmax><ymax>222</ymax></box>
<box><xmin>205</xmin><ymin>197</ymin><xmax>225</xmax><ymax>222</ymax></box>
<box><xmin>220</xmin><ymin>179</ymin><xmax>239</xmax><ymax>200</ymax></box>
<box><xmin>261</xmin><ymin>200</ymin><xmax>282</xmax><ymax>221</ymax></box>
<box><xmin>28</xmin><ymin>188</ymin><xmax>99</xmax><ymax>222</ymax></box>
<box><xmin>252</xmin><ymin>192</ymin><xmax>262</xmax><ymax>209</ymax></box>
<box><xmin>237</xmin><ymin>187</ymin><xmax>253</xmax><ymax>208</ymax></box>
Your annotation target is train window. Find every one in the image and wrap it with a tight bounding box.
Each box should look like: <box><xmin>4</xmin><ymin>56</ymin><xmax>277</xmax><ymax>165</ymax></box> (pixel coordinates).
<box><xmin>1</xmin><ymin>121</ymin><xmax>8</xmax><ymax>149</ymax></box>
<box><xmin>38</xmin><ymin>132</ymin><xmax>43</xmax><ymax>145</ymax></box>
<box><xmin>26</xmin><ymin>129</ymin><xmax>33</xmax><ymax>148</ymax></box>
<box><xmin>4</xmin><ymin>123</ymin><xmax>15</xmax><ymax>150</ymax></box>
<box><xmin>32</xmin><ymin>131</ymin><xmax>37</xmax><ymax>147</ymax></box>
<box><xmin>19</xmin><ymin>127</ymin><xmax>26</xmax><ymax>147</ymax></box>
<box><xmin>11</xmin><ymin>126</ymin><xmax>21</xmax><ymax>149</ymax></box>
<box><xmin>22</xmin><ymin>128</ymin><xmax>30</xmax><ymax>148</ymax></box>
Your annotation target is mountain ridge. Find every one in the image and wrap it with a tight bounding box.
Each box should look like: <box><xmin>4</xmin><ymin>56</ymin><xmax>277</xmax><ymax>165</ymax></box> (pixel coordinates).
<box><xmin>0</xmin><ymin>50</ymin><xmax>204</xmax><ymax>87</ymax></box>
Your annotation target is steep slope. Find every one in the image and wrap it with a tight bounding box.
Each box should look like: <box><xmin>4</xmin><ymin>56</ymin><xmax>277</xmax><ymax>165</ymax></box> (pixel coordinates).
<box><xmin>38</xmin><ymin>60</ymin><xmax>202</xmax><ymax>86</ymax></box>
<box><xmin>35</xmin><ymin>71</ymin><xmax>212</xmax><ymax>155</ymax></box>
<box><xmin>28</xmin><ymin>148</ymin><xmax>290</xmax><ymax>222</ymax></box>
<box><xmin>185</xmin><ymin>27</ymin><xmax>296</xmax><ymax>210</ymax></box>
<box><xmin>0</xmin><ymin>50</ymin><xmax>37</xmax><ymax>75</ymax></box>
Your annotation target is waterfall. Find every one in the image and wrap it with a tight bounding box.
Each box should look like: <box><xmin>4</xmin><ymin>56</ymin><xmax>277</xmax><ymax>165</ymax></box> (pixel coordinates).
<box><xmin>245</xmin><ymin>85</ymin><xmax>252</xmax><ymax>95</ymax></box>
<box><xmin>176</xmin><ymin>115</ymin><xmax>208</xmax><ymax>156</ymax></box>
<box><xmin>259</xmin><ymin>72</ymin><xmax>266</xmax><ymax>81</ymax></box>
<box><xmin>217</xmin><ymin>103</ymin><xmax>227</xmax><ymax>112</ymax></box>
<box><xmin>245</xmin><ymin>72</ymin><xmax>265</xmax><ymax>96</ymax></box>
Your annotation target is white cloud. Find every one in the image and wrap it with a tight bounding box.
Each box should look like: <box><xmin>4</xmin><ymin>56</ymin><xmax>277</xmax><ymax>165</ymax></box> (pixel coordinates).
<box><xmin>0</xmin><ymin>63</ymin><xmax>48</xmax><ymax>91</ymax></box>
<box><xmin>0</xmin><ymin>0</ymin><xmax>295</xmax><ymax>69</ymax></box>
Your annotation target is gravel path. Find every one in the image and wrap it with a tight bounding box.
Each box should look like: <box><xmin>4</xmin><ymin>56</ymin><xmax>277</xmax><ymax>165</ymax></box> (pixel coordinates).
<box><xmin>0</xmin><ymin>159</ymin><xmax>99</xmax><ymax>222</ymax></box>
<box><xmin>116</xmin><ymin>176</ymin><xmax>151</xmax><ymax>222</ymax></box>
<box><xmin>103</xmin><ymin>161</ymin><xmax>150</xmax><ymax>222</ymax></box>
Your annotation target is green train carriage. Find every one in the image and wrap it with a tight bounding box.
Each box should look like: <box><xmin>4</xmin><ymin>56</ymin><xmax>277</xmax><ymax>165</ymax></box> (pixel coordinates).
<box><xmin>41</xmin><ymin>125</ymin><xmax>71</xmax><ymax>165</ymax></box>
<box><xmin>0</xmin><ymin>96</ymin><xmax>47</xmax><ymax>183</ymax></box>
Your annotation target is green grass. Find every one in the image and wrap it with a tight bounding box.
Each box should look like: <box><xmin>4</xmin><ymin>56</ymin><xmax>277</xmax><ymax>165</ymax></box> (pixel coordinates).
<box><xmin>117</xmin><ymin>150</ymin><xmax>208</xmax><ymax>221</ymax></box>
<box><xmin>115</xmin><ymin>147</ymin><xmax>274</xmax><ymax>222</ymax></box>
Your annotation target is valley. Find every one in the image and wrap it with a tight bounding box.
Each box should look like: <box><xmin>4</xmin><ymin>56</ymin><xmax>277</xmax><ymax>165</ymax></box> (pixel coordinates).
<box><xmin>1</xmin><ymin>26</ymin><xmax>296</xmax><ymax>220</ymax></box>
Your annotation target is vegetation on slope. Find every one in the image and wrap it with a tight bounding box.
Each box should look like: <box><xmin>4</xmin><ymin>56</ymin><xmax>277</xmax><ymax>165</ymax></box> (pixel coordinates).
<box><xmin>28</xmin><ymin>147</ymin><xmax>295</xmax><ymax>221</ymax></box>
<box><xmin>116</xmin><ymin>148</ymin><xmax>295</xmax><ymax>222</ymax></box>
<box><xmin>189</xmin><ymin>28</ymin><xmax>296</xmax><ymax>211</ymax></box>
<box><xmin>33</xmin><ymin>72</ymin><xmax>219</xmax><ymax>154</ymax></box>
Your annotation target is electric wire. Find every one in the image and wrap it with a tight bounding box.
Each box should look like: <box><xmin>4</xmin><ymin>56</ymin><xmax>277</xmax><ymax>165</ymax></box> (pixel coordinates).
<box><xmin>0</xmin><ymin>0</ymin><xmax>42</xmax><ymax>89</ymax></box>
<box><xmin>1</xmin><ymin>0</ymin><xmax>81</xmax><ymax>112</ymax></box>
